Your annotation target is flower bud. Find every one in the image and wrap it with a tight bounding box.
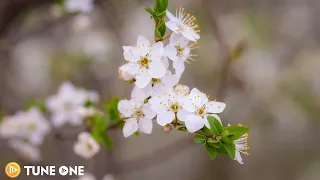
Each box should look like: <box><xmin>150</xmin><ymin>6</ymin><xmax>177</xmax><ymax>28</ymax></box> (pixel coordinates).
<box><xmin>163</xmin><ymin>124</ymin><xmax>172</xmax><ymax>133</ymax></box>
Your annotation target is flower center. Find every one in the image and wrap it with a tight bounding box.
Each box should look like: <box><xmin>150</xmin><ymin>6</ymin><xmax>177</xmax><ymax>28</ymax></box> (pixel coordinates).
<box><xmin>86</xmin><ymin>143</ymin><xmax>93</xmax><ymax>151</ymax></box>
<box><xmin>175</xmin><ymin>46</ymin><xmax>184</xmax><ymax>56</ymax></box>
<box><xmin>170</xmin><ymin>103</ymin><xmax>180</xmax><ymax>112</ymax></box>
<box><xmin>197</xmin><ymin>108</ymin><xmax>205</xmax><ymax>116</ymax></box>
<box><xmin>152</xmin><ymin>78</ymin><xmax>160</xmax><ymax>83</ymax></box>
<box><xmin>140</xmin><ymin>58</ymin><xmax>150</xmax><ymax>67</ymax></box>
<box><xmin>64</xmin><ymin>102</ymin><xmax>72</xmax><ymax>111</ymax></box>
<box><xmin>28</xmin><ymin>123</ymin><xmax>37</xmax><ymax>131</ymax></box>
<box><xmin>134</xmin><ymin>109</ymin><xmax>144</xmax><ymax>118</ymax></box>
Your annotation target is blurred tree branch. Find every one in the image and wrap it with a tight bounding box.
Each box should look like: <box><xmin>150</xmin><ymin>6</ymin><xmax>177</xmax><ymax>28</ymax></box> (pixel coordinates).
<box><xmin>0</xmin><ymin>0</ymin><xmax>56</xmax><ymax>39</ymax></box>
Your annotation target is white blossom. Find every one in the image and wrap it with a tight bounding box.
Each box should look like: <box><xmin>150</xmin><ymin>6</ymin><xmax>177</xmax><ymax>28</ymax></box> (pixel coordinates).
<box><xmin>179</xmin><ymin>88</ymin><xmax>226</xmax><ymax>133</ymax></box>
<box><xmin>46</xmin><ymin>82</ymin><xmax>99</xmax><ymax>127</ymax></box>
<box><xmin>164</xmin><ymin>33</ymin><xmax>198</xmax><ymax>76</ymax></box>
<box><xmin>234</xmin><ymin>131</ymin><xmax>249</xmax><ymax>164</ymax></box>
<box><xmin>65</xmin><ymin>0</ymin><xmax>94</xmax><ymax>13</ymax></box>
<box><xmin>9</xmin><ymin>140</ymin><xmax>41</xmax><ymax>162</ymax></box>
<box><xmin>122</xmin><ymin>35</ymin><xmax>167</xmax><ymax>88</ymax></box>
<box><xmin>0</xmin><ymin>108</ymin><xmax>50</xmax><ymax>146</ymax></box>
<box><xmin>118</xmin><ymin>88</ymin><xmax>156</xmax><ymax>137</ymax></box>
<box><xmin>73</xmin><ymin>132</ymin><xmax>100</xmax><ymax>159</ymax></box>
<box><xmin>149</xmin><ymin>85</ymin><xmax>190</xmax><ymax>126</ymax></box>
<box><xmin>166</xmin><ymin>6</ymin><xmax>200</xmax><ymax>42</ymax></box>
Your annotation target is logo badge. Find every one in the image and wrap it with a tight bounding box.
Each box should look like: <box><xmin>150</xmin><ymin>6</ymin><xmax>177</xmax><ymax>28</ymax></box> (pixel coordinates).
<box><xmin>5</xmin><ymin>162</ymin><xmax>21</xmax><ymax>178</ymax></box>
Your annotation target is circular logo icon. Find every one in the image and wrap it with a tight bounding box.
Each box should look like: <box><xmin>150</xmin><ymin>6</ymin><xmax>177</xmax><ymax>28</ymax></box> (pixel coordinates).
<box><xmin>5</xmin><ymin>162</ymin><xmax>21</xmax><ymax>178</ymax></box>
<box><xmin>59</xmin><ymin>166</ymin><xmax>68</xmax><ymax>176</ymax></box>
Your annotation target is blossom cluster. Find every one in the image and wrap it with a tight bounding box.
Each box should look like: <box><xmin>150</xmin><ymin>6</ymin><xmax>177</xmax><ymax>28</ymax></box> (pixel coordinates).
<box><xmin>117</xmin><ymin>4</ymin><xmax>249</xmax><ymax>164</ymax></box>
<box><xmin>0</xmin><ymin>82</ymin><xmax>101</xmax><ymax>161</ymax></box>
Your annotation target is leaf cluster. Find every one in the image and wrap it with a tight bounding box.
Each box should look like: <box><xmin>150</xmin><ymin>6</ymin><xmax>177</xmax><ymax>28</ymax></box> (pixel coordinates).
<box><xmin>193</xmin><ymin>116</ymin><xmax>249</xmax><ymax>160</ymax></box>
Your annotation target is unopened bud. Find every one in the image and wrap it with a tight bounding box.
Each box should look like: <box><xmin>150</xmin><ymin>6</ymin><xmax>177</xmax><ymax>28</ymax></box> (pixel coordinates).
<box><xmin>163</xmin><ymin>124</ymin><xmax>172</xmax><ymax>133</ymax></box>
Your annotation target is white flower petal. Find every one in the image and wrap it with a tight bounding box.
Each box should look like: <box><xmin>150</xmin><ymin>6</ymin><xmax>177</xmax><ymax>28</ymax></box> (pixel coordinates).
<box><xmin>149</xmin><ymin>41</ymin><xmax>163</xmax><ymax>61</ymax></box>
<box><xmin>182</xmin><ymin>97</ymin><xmax>196</xmax><ymax>112</ymax></box>
<box><xmin>185</xmin><ymin>114</ymin><xmax>205</xmax><ymax>133</ymax></box>
<box><xmin>123</xmin><ymin>118</ymin><xmax>138</xmax><ymax>138</ymax></box>
<box><xmin>135</xmin><ymin>68</ymin><xmax>152</xmax><ymax>88</ymax></box>
<box><xmin>177</xmin><ymin>109</ymin><xmax>190</xmax><ymax>122</ymax></box>
<box><xmin>235</xmin><ymin>151</ymin><xmax>244</xmax><ymax>164</ymax></box>
<box><xmin>119</xmin><ymin>63</ymin><xmax>140</xmax><ymax>76</ymax></box>
<box><xmin>164</xmin><ymin>45</ymin><xmax>178</xmax><ymax>61</ymax></box>
<box><xmin>123</xmin><ymin>46</ymin><xmax>140</xmax><ymax>62</ymax></box>
<box><xmin>189</xmin><ymin>88</ymin><xmax>208</xmax><ymax>107</ymax></box>
<box><xmin>166</xmin><ymin>10</ymin><xmax>178</xmax><ymax>21</ymax></box>
<box><xmin>118</xmin><ymin>99</ymin><xmax>134</xmax><ymax>117</ymax></box>
<box><xmin>166</xmin><ymin>21</ymin><xmax>179</xmax><ymax>33</ymax></box>
<box><xmin>137</xmin><ymin>35</ymin><xmax>150</xmax><ymax>57</ymax></box>
<box><xmin>173</xmin><ymin>60</ymin><xmax>185</xmax><ymax>76</ymax></box>
<box><xmin>170</xmin><ymin>33</ymin><xmax>189</xmax><ymax>46</ymax></box>
<box><xmin>205</xmin><ymin>101</ymin><xmax>226</xmax><ymax>113</ymax></box>
<box><xmin>181</xmin><ymin>26</ymin><xmax>200</xmax><ymax>42</ymax></box>
<box><xmin>131</xmin><ymin>86</ymin><xmax>148</xmax><ymax>102</ymax></box>
<box><xmin>157</xmin><ymin>111</ymin><xmax>175</xmax><ymax>126</ymax></box>
<box><xmin>162</xmin><ymin>57</ymin><xmax>170</xmax><ymax>69</ymax></box>
<box><xmin>162</xmin><ymin>73</ymin><xmax>180</xmax><ymax>87</ymax></box>
<box><xmin>142</xmin><ymin>104</ymin><xmax>157</xmax><ymax>119</ymax></box>
<box><xmin>138</xmin><ymin>117</ymin><xmax>153</xmax><ymax>134</ymax></box>
<box><xmin>149</xmin><ymin>60</ymin><xmax>167</xmax><ymax>78</ymax></box>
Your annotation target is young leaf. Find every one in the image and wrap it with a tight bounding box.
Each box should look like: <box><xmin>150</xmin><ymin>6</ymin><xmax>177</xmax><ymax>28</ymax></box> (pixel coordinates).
<box><xmin>144</xmin><ymin>7</ymin><xmax>157</xmax><ymax>20</ymax></box>
<box><xmin>155</xmin><ymin>0</ymin><xmax>165</xmax><ymax>13</ymax></box>
<box><xmin>157</xmin><ymin>21</ymin><xmax>166</xmax><ymax>37</ymax></box>
<box><xmin>194</xmin><ymin>134</ymin><xmax>207</xmax><ymax>144</ymax></box>
<box><xmin>205</xmin><ymin>143</ymin><xmax>217</xmax><ymax>160</ymax></box>
<box><xmin>224</xmin><ymin>125</ymin><xmax>249</xmax><ymax>141</ymax></box>
<box><xmin>201</xmin><ymin>126</ymin><xmax>212</xmax><ymax>134</ymax></box>
<box><xmin>207</xmin><ymin>138</ymin><xmax>219</xmax><ymax>144</ymax></box>
<box><xmin>155</xmin><ymin>28</ymin><xmax>162</xmax><ymax>38</ymax></box>
<box><xmin>105</xmin><ymin>97</ymin><xmax>121</xmax><ymax>123</ymax></box>
<box><xmin>84</xmin><ymin>99</ymin><xmax>95</xmax><ymax>107</ymax></box>
<box><xmin>100</xmin><ymin>133</ymin><xmax>113</xmax><ymax>148</ymax></box>
<box><xmin>207</xmin><ymin>116</ymin><xmax>223</xmax><ymax>135</ymax></box>
<box><xmin>162</xmin><ymin>0</ymin><xmax>168</xmax><ymax>10</ymax></box>
<box><xmin>222</xmin><ymin>142</ymin><xmax>236</xmax><ymax>160</ymax></box>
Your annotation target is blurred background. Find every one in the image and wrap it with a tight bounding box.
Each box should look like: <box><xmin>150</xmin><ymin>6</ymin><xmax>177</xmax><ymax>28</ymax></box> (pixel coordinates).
<box><xmin>1</xmin><ymin>0</ymin><xmax>320</xmax><ymax>179</ymax></box>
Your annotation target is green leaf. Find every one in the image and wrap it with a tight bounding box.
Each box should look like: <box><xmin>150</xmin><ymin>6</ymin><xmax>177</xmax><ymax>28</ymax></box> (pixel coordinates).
<box><xmin>178</xmin><ymin>126</ymin><xmax>187</xmax><ymax>132</ymax></box>
<box><xmin>84</xmin><ymin>99</ymin><xmax>95</xmax><ymax>107</ymax></box>
<box><xmin>100</xmin><ymin>133</ymin><xmax>113</xmax><ymax>148</ymax></box>
<box><xmin>157</xmin><ymin>21</ymin><xmax>166</xmax><ymax>37</ymax></box>
<box><xmin>24</xmin><ymin>99</ymin><xmax>47</xmax><ymax>113</ymax></box>
<box><xmin>222</xmin><ymin>143</ymin><xmax>236</xmax><ymax>160</ymax></box>
<box><xmin>207</xmin><ymin>138</ymin><xmax>219</xmax><ymax>144</ymax></box>
<box><xmin>224</xmin><ymin>125</ymin><xmax>249</xmax><ymax>141</ymax></box>
<box><xmin>201</xmin><ymin>126</ymin><xmax>212</xmax><ymax>134</ymax></box>
<box><xmin>194</xmin><ymin>134</ymin><xmax>207</xmax><ymax>144</ymax></box>
<box><xmin>155</xmin><ymin>28</ymin><xmax>162</xmax><ymax>38</ymax></box>
<box><xmin>205</xmin><ymin>143</ymin><xmax>217</xmax><ymax>160</ymax></box>
<box><xmin>144</xmin><ymin>7</ymin><xmax>157</xmax><ymax>20</ymax></box>
<box><xmin>162</xmin><ymin>0</ymin><xmax>168</xmax><ymax>9</ymax></box>
<box><xmin>157</xmin><ymin>11</ymin><xmax>166</xmax><ymax>18</ymax></box>
<box><xmin>207</xmin><ymin>116</ymin><xmax>223</xmax><ymax>135</ymax></box>
<box><xmin>155</xmin><ymin>0</ymin><xmax>165</xmax><ymax>13</ymax></box>
<box><xmin>105</xmin><ymin>97</ymin><xmax>121</xmax><ymax>123</ymax></box>
<box><xmin>221</xmin><ymin>130</ymin><xmax>230</xmax><ymax>138</ymax></box>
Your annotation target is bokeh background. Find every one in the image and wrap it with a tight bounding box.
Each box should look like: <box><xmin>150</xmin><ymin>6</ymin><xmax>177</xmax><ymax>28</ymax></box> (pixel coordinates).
<box><xmin>1</xmin><ymin>0</ymin><xmax>320</xmax><ymax>179</ymax></box>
